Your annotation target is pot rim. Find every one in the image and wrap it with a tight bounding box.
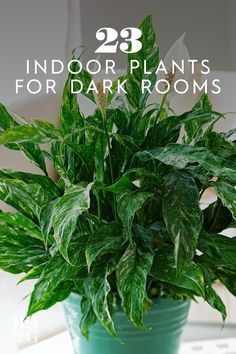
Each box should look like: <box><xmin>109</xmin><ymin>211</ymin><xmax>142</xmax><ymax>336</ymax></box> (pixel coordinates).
<box><xmin>66</xmin><ymin>292</ymin><xmax>191</xmax><ymax>315</ymax></box>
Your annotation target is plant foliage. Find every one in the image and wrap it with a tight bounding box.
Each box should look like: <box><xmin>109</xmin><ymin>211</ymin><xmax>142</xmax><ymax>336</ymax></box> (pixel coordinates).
<box><xmin>0</xmin><ymin>15</ymin><xmax>235</xmax><ymax>337</ymax></box>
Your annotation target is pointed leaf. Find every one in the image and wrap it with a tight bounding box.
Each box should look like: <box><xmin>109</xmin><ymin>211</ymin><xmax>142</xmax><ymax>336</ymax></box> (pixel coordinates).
<box><xmin>79</xmin><ymin>297</ymin><xmax>97</xmax><ymax>339</ymax></box>
<box><xmin>51</xmin><ymin>140</ymin><xmax>68</xmax><ymax>179</ymax></box>
<box><xmin>153</xmin><ymin>109</ymin><xmax>219</xmax><ymax>148</ymax></box>
<box><xmin>0</xmin><ymin>168</ymin><xmax>60</xmax><ymax>198</ymax></box>
<box><xmin>137</xmin><ymin>144</ymin><xmax>236</xmax><ymax>181</ymax></box>
<box><xmin>184</xmin><ymin>94</ymin><xmax>213</xmax><ymax>143</ymax></box>
<box><xmin>152</xmin><ymin>245</ymin><xmax>205</xmax><ymax>297</ymax></box>
<box><xmin>84</xmin><ymin>261</ymin><xmax>117</xmax><ymax>337</ymax></box>
<box><xmin>60</xmin><ymin>58</ymin><xmax>84</xmax><ymax>135</ymax></box>
<box><xmin>217</xmin><ymin>269</ymin><xmax>236</xmax><ymax>297</ymax></box>
<box><xmin>200</xmin><ymin>263</ymin><xmax>226</xmax><ymax>321</ymax></box>
<box><xmin>27</xmin><ymin>254</ymin><xmax>79</xmax><ymax>316</ymax></box>
<box><xmin>0</xmin><ymin>104</ymin><xmax>47</xmax><ymax>174</ymax></box>
<box><xmin>0</xmin><ymin>124</ymin><xmax>58</xmax><ymax>145</ymax></box>
<box><xmin>85</xmin><ymin>223</ymin><xmax>124</xmax><ymax>270</ymax></box>
<box><xmin>198</xmin><ymin>231</ymin><xmax>236</xmax><ymax>270</ymax></box>
<box><xmin>40</xmin><ymin>198</ymin><xmax>60</xmax><ymax>245</ymax></box>
<box><xmin>199</xmin><ymin>131</ymin><xmax>236</xmax><ymax>158</ymax></box>
<box><xmin>102</xmin><ymin>168</ymin><xmax>152</xmax><ymax>194</ymax></box>
<box><xmin>74</xmin><ymin>69</ymin><xmax>95</xmax><ymax>103</ymax></box>
<box><xmin>117</xmin><ymin>244</ymin><xmax>153</xmax><ymax>328</ymax></box>
<box><xmin>0</xmin><ymin>224</ymin><xmax>48</xmax><ymax>274</ymax></box>
<box><xmin>21</xmin><ymin>142</ymin><xmax>48</xmax><ymax>175</ymax></box>
<box><xmin>214</xmin><ymin>181</ymin><xmax>236</xmax><ymax>220</ymax></box>
<box><xmin>94</xmin><ymin>131</ymin><xmax>107</xmax><ymax>183</ymax></box>
<box><xmin>32</xmin><ymin>119</ymin><xmax>61</xmax><ymax>139</ymax></box>
<box><xmin>0</xmin><ymin>103</ymin><xmax>18</xmax><ymax>130</ymax></box>
<box><xmin>203</xmin><ymin>199</ymin><xmax>232</xmax><ymax>233</ymax></box>
<box><xmin>126</xmin><ymin>16</ymin><xmax>159</xmax><ymax>110</ymax></box>
<box><xmin>53</xmin><ymin>183</ymin><xmax>93</xmax><ymax>259</ymax></box>
<box><xmin>117</xmin><ymin>191</ymin><xmax>152</xmax><ymax>240</ymax></box>
<box><xmin>133</xmin><ymin>224</ymin><xmax>154</xmax><ymax>253</ymax></box>
<box><xmin>0</xmin><ymin>211</ymin><xmax>43</xmax><ymax>241</ymax></box>
<box><xmin>0</xmin><ymin>179</ymin><xmax>52</xmax><ymax>221</ymax></box>
<box><xmin>162</xmin><ymin>170</ymin><xmax>203</xmax><ymax>268</ymax></box>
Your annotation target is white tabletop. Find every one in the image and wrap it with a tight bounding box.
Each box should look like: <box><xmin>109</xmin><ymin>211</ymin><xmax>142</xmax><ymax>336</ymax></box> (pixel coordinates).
<box><xmin>20</xmin><ymin>329</ymin><xmax>236</xmax><ymax>354</ymax></box>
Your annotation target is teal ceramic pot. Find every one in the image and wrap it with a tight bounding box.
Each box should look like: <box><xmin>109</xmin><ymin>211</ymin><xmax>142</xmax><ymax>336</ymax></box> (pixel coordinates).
<box><xmin>63</xmin><ymin>293</ymin><xmax>190</xmax><ymax>354</ymax></box>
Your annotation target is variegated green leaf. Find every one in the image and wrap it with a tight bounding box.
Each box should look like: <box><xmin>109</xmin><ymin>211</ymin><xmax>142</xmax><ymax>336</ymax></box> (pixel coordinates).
<box><xmin>0</xmin><ymin>104</ymin><xmax>47</xmax><ymax>174</ymax></box>
<box><xmin>52</xmin><ymin>183</ymin><xmax>93</xmax><ymax>259</ymax></box>
<box><xmin>75</xmin><ymin>69</ymin><xmax>95</xmax><ymax>103</ymax></box>
<box><xmin>200</xmin><ymin>263</ymin><xmax>226</xmax><ymax>321</ymax></box>
<box><xmin>137</xmin><ymin>144</ymin><xmax>236</xmax><ymax>181</ymax></box>
<box><xmin>32</xmin><ymin>119</ymin><xmax>61</xmax><ymax>140</ymax></box>
<box><xmin>0</xmin><ymin>103</ymin><xmax>18</xmax><ymax>131</ymax></box>
<box><xmin>60</xmin><ymin>58</ymin><xmax>84</xmax><ymax>135</ymax></box>
<box><xmin>84</xmin><ymin>261</ymin><xmax>117</xmax><ymax>337</ymax></box>
<box><xmin>198</xmin><ymin>231</ymin><xmax>236</xmax><ymax>270</ymax></box>
<box><xmin>214</xmin><ymin>181</ymin><xmax>236</xmax><ymax>220</ymax></box>
<box><xmin>85</xmin><ymin>223</ymin><xmax>124</xmax><ymax>270</ymax></box>
<box><xmin>20</xmin><ymin>142</ymin><xmax>48</xmax><ymax>175</ymax></box>
<box><xmin>0</xmin><ymin>168</ymin><xmax>60</xmax><ymax>198</ymax></box>
<box><xmin>40</xmin><ymin>199</ymin><xmax>59</xmax><ymax>242</ymax></box>
<box><xmin>126</xmin><ymin>16</ymin><xmax>159</xmax><ymax>110</ymax></box>
<box><xmin>0</xmin><ymin>115</ymin><xmax>60</xmax><ymax>146</ymax></box>
<box><xmin>51</xmin><ymin>140</ymin><xmax>68</xmax><ymax>179</ymax></box>
<box><xmin>102</xmin><ymin>168</ymin><xmax>161</xmax><ymax>194</ymax></box>
<box><xmin>184</xmin><ymin>94</ymin><xmax>214</xmax><ymax>144</ymax></box>
<box><xmin>94</xmin><ymin>131</ymin><xmax>107</xmax><ymax>183</ymax></box>
<box><xmin>0</xmin><ymin>211</ymin><xmax>43</xmax><ymax>241</ymax></box>
<box><xmin>203</xmin><ymin>199</ymin><xmax>232</xmax><ymax>233</ymax></box>
<box><xmin>108</xmin><ymin>75</ymin><xmax>127</xmax><ymax>104</ymax></box>
<box><xmin>117</xmin><ymin>191</ymin><xmax>152</xmax><ymax>240</ymax></box>
<box><xmin>205</xmin><ymin>285</ymin><xmax>226</xmax><ymax>321</ymax></box>
<box><xmin>18</xmin><ymin>263</ymin><xmax>49</xmax><ymax>283</ymax></box>
<box><xmin>94</xmin><ymin>113</ymin><xmax>113</xmax><ymax>183</ymax></box>
<box><xmin>199</xmin><ymin>131</ymin><xmax>236</xmax><ymax>158</ymax></box>
<box><xmin>27</xmin><ymin>254</ymin><xmax>79</xmax><ymax>316</ymax></box>
<box><xmin>0</xmin><ymin>179</ymin><xmax>52</xmax><ymax>221</ymax></box>
<box><xmin>79</xmin><ymin>297</ymin><xmax>97</xmax><ymax>339</ymax></box>
<box><xmin>103</xmin><ymin>174</ymin><xmax>137</xmax><ymax>193</ymax></box>
<box><xmin>0</xmin><ymin>124</ymin><xmax>57</xmax><ymax>145</ymax></box>
<box><xmin>217</xmin><ymin>269</ymin><xmax>236</xmax><ymax>297</ymax></box>
<box><xmin>0</xmin><ymin>224</ymin><xmax>48</xmax><ymax>274</ymax></box>
<box><xmin>116</xmin><ymin>244</ymin><xmax>153</xmax><ymax>328</ymax></box>
<box><xmin>152</xmin><ymin>246</ymin><xmax>205</xmax><ymax>297</ymax></box>
<box><xmin>162</xmin><ymin>170</ymin><xmax>203</xmax><ymax>269</ymax></box>
<box><xmin>151</xmin><ymin>108</ymin><xmax>219</xmax><ymax>148</ymax></box>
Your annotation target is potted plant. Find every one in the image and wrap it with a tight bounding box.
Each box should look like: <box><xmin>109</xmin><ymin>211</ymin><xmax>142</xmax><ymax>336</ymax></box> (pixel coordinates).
<box><xmin>0</xmin><ymin>15</ymin><xmax>235</xmax><ymax>354</ymax></box>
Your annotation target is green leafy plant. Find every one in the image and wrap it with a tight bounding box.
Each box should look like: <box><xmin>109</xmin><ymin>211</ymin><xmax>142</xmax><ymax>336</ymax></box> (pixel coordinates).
<box><xmin>0</xmin><ymin>16</ymin><xmax>236</xmax><ymax>338</ymax></box>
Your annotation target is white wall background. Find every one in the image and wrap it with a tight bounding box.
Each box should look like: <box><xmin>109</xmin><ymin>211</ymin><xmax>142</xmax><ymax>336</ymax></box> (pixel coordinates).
<box><xmin>79</xmin><ymin>0</ymin><xmax>234</xmax><ymax>71</ymax></box>
<box><xmin>1</xmin><ymin>0</ymin><xmax>236</xmax><ymax>106</ymax></box>
<box><xmin>0</xmin><ymin>0</ymin><xmax>68</xmax><ymax>106</ymax></box>
<box><xmin>229</xmin><ymin>0</ymin><xmax>236</xmax><ymax>71</ymax></box>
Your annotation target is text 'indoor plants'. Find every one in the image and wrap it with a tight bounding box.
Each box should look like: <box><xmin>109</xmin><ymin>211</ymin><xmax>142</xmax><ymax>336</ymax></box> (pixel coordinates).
<box><xmin>0</xmin><ymin>15</ymin><xmax>236</xmax><ymax>354</ymax></box>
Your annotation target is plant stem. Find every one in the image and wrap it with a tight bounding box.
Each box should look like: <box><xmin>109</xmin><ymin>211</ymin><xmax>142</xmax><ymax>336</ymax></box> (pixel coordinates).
<box><xmin>101</xmin><ymin>110</ymin><xmax>117</xmax><ymax>221</ymax></box>
<box><xmin>88</xmin><ymin>218</ymin><xmax>94</xmax><ymax>233</ymax></box>
<box><xmin>95</xmin><ymin>189</ymin><xmax>102</xmax><ymax>224</ymax></box>
<box><xmin>151</xmin><ymin>93</ymin><xmax>168</xmax><ymax>146</ymax></box>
